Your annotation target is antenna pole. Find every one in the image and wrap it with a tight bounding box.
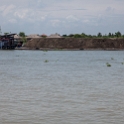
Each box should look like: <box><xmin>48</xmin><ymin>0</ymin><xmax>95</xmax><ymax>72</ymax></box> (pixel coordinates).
<box><xmin>0</xmin><ymin>26</ymin><xmax>2</xmax><ymax>36</ymax></box>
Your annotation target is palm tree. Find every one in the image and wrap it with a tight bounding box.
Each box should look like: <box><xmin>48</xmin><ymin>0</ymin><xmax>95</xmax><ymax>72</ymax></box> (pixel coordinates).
<box><xmin>97</xmin><ymin>32</ymin><xmax>102</xmax><ymax>37</ymax></box>
<box><xmin>108</xmin><ymin>32</ymin><xmax>112</xmax><ymax>37</ymax></box>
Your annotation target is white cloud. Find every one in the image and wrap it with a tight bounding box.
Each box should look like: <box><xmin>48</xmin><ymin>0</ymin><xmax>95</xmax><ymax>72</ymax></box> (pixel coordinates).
<box><xmin>9</xmin><ymin>19</ymin><xmax>17</xmax><ymax>23</ymax></box>
<box><xmin>0</xmin><ymin>0</ymin><xmax>124</xmax><ymax>35</ymax></box>
<box><xmin>66</xmin><ymin>15</ymin><xmax>79</xmax><ymax>22</ymax></box>
<box><xmin>83</xmin><ymin>19</ymin><xmax>90</xmax><ymax>23</ymax></box>
<box><xmin>14</xmin><ymin>9</ymin><xmax>29</xmax><ymax>19</ymax></box>
<box><xmin>0</xmin><ymin>5</ymin><xmax>6</xmax><ymax>11</ymax></box>
<box><xmin>2</xmin><ymin>4</ymin><xmax>16</xmax><ymax>16</ymax></box>
<box><xmin>50</xmin><ymin>20</ymin><xmax>61</xmax><ymax>27</ymax></box>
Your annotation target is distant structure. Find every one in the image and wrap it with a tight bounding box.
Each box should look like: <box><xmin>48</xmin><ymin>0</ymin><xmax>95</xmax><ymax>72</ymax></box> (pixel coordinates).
<box><xmin>14</xmin><ymin>34</ymin><xmax>20</xmax><ymax>39</ymax></box>
<box><xmin>47</xmin><ymin>33</ymin><xmax>62</xmax><ymax>38</ymax></box>
<box><xmin>41</xmin><ymin>34</ymin><xmax>47</xmax><ymax>38</ymax></box>
<box><xmin>0</xmin><ymin>33</ymin><xmax>17</xmax><ymax>49</ymax></box>
<box><xmin>26</xmin><ymin>34</ymin><xmax>41</xmax><ymax>39</ymax></box>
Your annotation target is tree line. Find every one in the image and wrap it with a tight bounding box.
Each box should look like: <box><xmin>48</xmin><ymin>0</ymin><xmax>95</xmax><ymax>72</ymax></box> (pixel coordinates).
<box><xmin>3</xmin><ymin>31</ymin><xmax>124</xmax><ymax>39</ymax></box>
<box><xmin>62</xmin><ymin>31</ymin><xmax>124</xmax><ymax>38</ymax></box>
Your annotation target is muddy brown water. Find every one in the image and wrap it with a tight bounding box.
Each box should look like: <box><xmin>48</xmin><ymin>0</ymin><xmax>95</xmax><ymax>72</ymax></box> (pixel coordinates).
<box><xmin>0</xmin><ymin>50</ymin><xmax>124</xmax><ymax>124</ymax></box>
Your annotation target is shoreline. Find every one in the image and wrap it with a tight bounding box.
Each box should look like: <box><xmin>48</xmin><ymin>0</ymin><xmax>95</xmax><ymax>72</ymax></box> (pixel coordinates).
<box><xmin>14</xmin><ymin>47</ymin><xmax>124</xmax><ymax>51</ymax></box>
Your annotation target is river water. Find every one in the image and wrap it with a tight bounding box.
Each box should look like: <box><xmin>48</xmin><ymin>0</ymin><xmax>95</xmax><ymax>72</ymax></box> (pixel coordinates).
<box><xmin>0</xmin><ymin>50</ymin><xmax>124</xmax><ymax>124</ymax></box>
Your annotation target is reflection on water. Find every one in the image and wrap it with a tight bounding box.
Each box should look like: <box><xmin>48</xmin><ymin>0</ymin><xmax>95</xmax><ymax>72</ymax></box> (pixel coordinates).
<box><xmin>0</xmin><ymin>50</ymin><xmax>124</xmax><ymax>124</ymax></box>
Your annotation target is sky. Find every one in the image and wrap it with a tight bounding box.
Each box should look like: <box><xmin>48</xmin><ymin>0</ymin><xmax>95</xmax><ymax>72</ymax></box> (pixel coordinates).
<box><xmin>0</xmin><ymin>0</ymin><xmax>124</xmax><ymax>35</ymax></box>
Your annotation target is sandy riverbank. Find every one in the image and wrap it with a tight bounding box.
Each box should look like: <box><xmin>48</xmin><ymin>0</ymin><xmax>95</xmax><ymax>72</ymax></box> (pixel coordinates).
<box><xmin>18</xmin><ymin>38</ymin><xmax>124</xmax><ymax>50</ymax></box>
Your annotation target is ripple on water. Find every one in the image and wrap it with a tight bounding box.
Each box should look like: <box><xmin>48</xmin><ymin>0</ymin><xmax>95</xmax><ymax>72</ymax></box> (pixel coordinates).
<box><xmin>0</xmin><ymin>50</ymin><xmax>124</xmax><ymax>124</ymax></box>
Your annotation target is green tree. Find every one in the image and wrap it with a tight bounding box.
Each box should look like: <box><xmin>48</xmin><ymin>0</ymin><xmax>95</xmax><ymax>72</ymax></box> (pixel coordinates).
<box><xmin>19</xmin><ymin>32</ymin><xmax>25</xmax><ymax>37</ymax></box>
<box><xmin>97</xmin><ymin>32</ymin><xmax>102</xmax><ymax>37</ymax></box>
<box><xmin>22</xmin><ymin>37</ymin><xmax>27</xmax><ymax>43</ymax></box>
<box><xmin>81</xmin><ymin>33</ymin><xmax>87</xmax><ymax>38</ymax></box>
<box><xmin>108</xmin><ymin>32</ymin><xmax>112</xmax><ymax>37</ymax></box>
<box><xmin>115</xmin><ymin>31</ymin><xmax>121</xmax><ymax>37</ymax></box>
<box><xmin>103</xmin><ymin>34</ymin><xmax>108</xmax><ymax>38</ymax></box>
<box><xmin>62</xmin><ymin>34</ymin><xmax>67</xmax><ymax>37</ymax></box>
<box><xmin>111</xmin><ymin>33</ymin><xmax>114</xmax><ymax>37</ymax></box>
<box><xmin>19</xmin><ymin>32</ymin><xmax>27</xmax><ymax>43</ymax></box>
<box><xmin>68</xmin><ymin>34</ymin><xmax>74</xmax><ymax>37</ymax></box>
<box><xmin>87</xmin><ymin>35</ymin><xmax>92</xmax><ymax>38</ymax></box>
<box><xmin>74</xmin><ymin>34</ymin><xmax>82</xmax><ymax>38</ymax></box>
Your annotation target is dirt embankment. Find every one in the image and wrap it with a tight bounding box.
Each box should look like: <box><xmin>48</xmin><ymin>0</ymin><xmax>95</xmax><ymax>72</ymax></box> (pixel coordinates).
<box><xmin>24</xmin><ymin>38</ymin><xmax>124</xmax><ymax>50</ymax></box>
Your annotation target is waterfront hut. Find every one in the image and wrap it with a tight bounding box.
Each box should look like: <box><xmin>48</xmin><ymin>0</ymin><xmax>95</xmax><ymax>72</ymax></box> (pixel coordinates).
<box><xmin>14</xmin><ymin>34</ymin><xmax>20</xmax><ymax>39</ymax></box>
<box><xmin>0</xmin><ymin>33</ymin><xmax>16</xmax><ymax>49</ymax></box>
<box><xmin>14</xmin><ymin>34</ymin><xmax>21</xmax><ymax>42</ymax></box>
<box><xmin>41</xmin><ymin>34</ymin><xmax>47</xmax><ymax>38</ymax></box>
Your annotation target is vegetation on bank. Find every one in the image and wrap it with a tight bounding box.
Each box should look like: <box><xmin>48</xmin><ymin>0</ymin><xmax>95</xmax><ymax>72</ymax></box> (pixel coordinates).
<box><xmin>62</xmin><ymin>31</ymin><xmax>124</xmax><ymax>38</ymax></box>
<box><xmin>19</xmin><ymin>32</ymin><xmax>27</xmax><ymax>43</ymax></box>
<box><xmin>2</xmin><ymin>31</ymin><xmax>124</xmax><ymax>39</ymax></box>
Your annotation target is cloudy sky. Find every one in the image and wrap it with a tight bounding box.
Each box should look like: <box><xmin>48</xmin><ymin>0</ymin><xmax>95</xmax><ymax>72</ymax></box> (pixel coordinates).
<box><xmin>0</xmin><ymin>0</ymin><xmax>124</xmax><ymax>35</ymax></box>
